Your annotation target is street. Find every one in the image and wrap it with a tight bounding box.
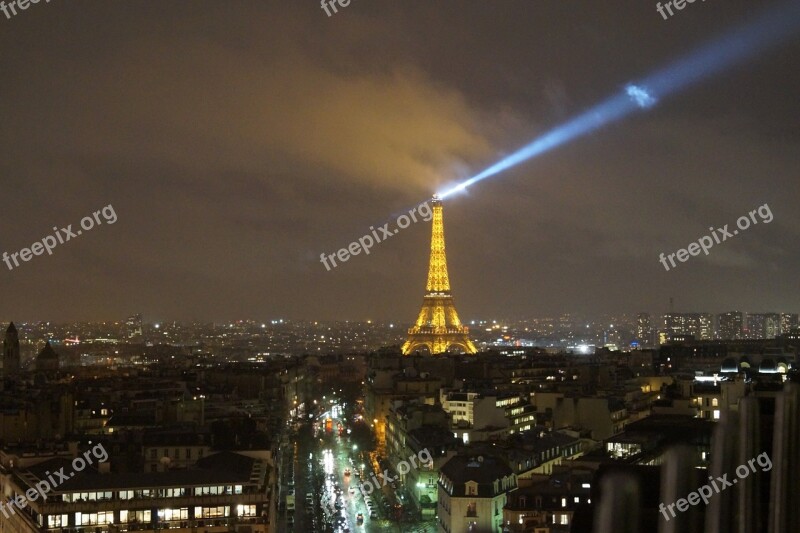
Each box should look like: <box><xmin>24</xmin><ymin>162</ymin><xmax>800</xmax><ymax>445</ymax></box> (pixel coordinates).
<box><xmin>280</xmin><ymin>399</ymin><xmax>436</xmax><ymax>533</ymax></box>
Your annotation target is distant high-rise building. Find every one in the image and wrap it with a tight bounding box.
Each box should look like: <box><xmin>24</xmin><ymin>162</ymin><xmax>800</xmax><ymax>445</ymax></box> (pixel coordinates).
<box><xmin>780</xmin><ymin>313</ymin><xmax>798</xmax><ymax>334</ymax></box>
<box><xmin>635</xmin><ymin>313</ymin><xmax>652</xmax><ymax>346</ymax></box>
<box><xmin>663</xmin><ymin>314</ymin><xmax>681</xmax><ymax>338</ymax></box>
<box><xmin>717</xmin><ymin>311</ymin><xmax>743</xmax><ymax>340</ymax></box>
<box><xmin>747</xmin><ymin>313</ymin><xmax>781</xmax><ymax>339</ymax></box>
<box><xmin>765</xmin><ymin>313</ymin><xmax>781</xmax><ymax>339</ymax></box>
<box><xmin>663</xmin><ymin>313</ymin><xmax>713</xmax><ymax>340</ymax></box>
<box><xmin>126</xmin><ymin>313</ymin><xmax>143</xmax><ymax>340</ymax></box>
<box><xmin>746</xmin><ymin>313</ymin><xmax>765</xmax><ymax>338</ymax></box>
<box><xmin>3</xmin><ymin>322</ymin><xmax>20</xmax><ymax>376</ymax></box>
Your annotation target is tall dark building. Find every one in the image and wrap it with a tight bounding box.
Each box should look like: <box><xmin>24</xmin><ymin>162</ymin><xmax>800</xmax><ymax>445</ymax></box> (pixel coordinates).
<box><xmin>747</xmin><ymin>313</ymin><xmax>781</xmax><ymax>339</ymax></box>
<box><xmin>3</xmin><ymin>322</ymin><xmax>20</xmax><ymax>376</ymax></box>
<box><xmin>718</xmin><ymin>311</ymin><xmax>743</xmax><ymax>340</ymax></box>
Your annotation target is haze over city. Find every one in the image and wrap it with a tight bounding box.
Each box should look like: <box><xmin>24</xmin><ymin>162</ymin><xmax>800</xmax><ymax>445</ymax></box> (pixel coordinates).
<box><xmin>1</xmin><ymin>1</ymin><xmax>798</xmax><ymax>322</ymax></box>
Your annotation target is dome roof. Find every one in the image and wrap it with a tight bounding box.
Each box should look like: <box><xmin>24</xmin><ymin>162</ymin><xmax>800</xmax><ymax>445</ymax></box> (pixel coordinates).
<box><xmin>37</xmin><ymin>342</ymin><xmax>59</xmax><ymax>360</ymax></box>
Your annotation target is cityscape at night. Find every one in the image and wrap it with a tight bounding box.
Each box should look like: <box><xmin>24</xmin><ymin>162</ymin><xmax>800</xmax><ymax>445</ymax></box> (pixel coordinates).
<box><xmin>1</xmin><ymin>1</ymin><xmax>799</xmax><ymax>533</ymax></box>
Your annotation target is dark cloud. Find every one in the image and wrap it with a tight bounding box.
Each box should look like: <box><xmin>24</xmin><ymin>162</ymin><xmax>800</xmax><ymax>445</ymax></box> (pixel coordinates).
<box><xmin>0</xmin><ymin>0</ymin><xmax>797</xmax><ymax>322</ymax></box>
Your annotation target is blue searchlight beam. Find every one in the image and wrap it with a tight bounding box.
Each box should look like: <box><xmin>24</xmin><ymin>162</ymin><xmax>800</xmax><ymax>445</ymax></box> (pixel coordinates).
<box><xmin>437</xmin><ymin>1</ymin><xmax>800</xmax><ymax>199</ymax></box>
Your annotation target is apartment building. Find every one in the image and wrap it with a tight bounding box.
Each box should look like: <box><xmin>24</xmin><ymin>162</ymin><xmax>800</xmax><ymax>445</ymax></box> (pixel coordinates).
<box><xmin>437</xmin><ymin>454</ymin><xmax>516</xmax><ymax>533</ymax></box>
<box><xmin>0</xmin><ymin>451</ymin><xmax>273</xmax><ymax>533</ymax></box>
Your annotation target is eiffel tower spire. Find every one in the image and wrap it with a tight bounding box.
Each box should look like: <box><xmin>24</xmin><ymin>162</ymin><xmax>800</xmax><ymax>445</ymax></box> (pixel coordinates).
<box><xmin>402</xmin><ymin>196</ymin><xmax>477</xmax><ymax>355</ymax></box>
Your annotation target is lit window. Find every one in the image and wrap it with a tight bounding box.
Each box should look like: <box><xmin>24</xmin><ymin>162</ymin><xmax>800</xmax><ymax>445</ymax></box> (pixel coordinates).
<box><xmin>48</xmin><ymin>515</ymin><xmax>69</xmax><ymax>528</ymax></box>
<box><xmin>194</xmin><ymin>506</ymin><xmax>230</xmax><ymax>518</ymax></box>
<box><xmin>237</xmin><ymin>504</ymin><xmax>257</xmax><ymax>517</ymax></box>
<box><xmin>163</xmin><ymin>508</ymin><xmax>189</xmax><ymax>521</ymax></box>
<box><xmin>713</xmin><ymin>410</ymin><xmax>720</xmax><ymax>420</ymax></box>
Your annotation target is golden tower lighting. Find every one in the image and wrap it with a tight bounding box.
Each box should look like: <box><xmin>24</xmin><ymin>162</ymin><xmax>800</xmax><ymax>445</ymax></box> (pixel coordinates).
<box><xmin>401</xmin><ymin>196</ymin><xmax>477</xmax><ymax>355</ymax></box>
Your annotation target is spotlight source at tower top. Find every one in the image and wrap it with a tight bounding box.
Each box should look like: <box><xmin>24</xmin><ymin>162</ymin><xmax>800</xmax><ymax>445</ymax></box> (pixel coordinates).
<box><xmin>437</xmin><ymin>1</ymin><xmax>800</xmax><ymax>200</ymax></box>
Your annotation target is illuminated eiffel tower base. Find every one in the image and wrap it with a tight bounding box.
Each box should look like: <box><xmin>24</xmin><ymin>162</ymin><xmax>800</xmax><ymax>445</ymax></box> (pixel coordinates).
<box><xmin>401</xmin><ymin>196</ymin><xmax>477</xmax><ymax>355</ymax></box>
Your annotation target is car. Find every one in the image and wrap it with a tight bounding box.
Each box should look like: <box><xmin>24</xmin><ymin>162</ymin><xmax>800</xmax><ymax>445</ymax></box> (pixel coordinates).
<box><xmin>369</xmin><ymin>511</ymin><xmax>377</xmax><ymax>519</ymax></box>
<box><xmin>356</xmin><ymin>513</ymin><xmax>364</xmax><ymax>524</ymax></box>
<box><xmin>349</xmin><ymin>487</ymin><xmax>355</xmax><ymax>494</ymax></box>
<box><xmin>344</xmin><ymin>468</ymin><xmax>351</xmax><ymax>476</ymax></box>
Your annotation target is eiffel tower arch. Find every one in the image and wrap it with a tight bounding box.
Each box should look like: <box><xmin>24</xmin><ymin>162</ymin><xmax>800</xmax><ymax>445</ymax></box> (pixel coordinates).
<box><xmin>401</xmin><ymin>196</ymin><xmax>477</xmax><ymax>355</ymax></box>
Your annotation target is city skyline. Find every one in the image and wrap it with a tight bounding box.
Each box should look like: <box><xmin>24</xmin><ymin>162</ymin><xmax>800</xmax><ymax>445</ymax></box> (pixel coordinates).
<box><xmin>3</xmin><ymin>308</ymin><xmax>798</xmax><ymax>352</ymax></box>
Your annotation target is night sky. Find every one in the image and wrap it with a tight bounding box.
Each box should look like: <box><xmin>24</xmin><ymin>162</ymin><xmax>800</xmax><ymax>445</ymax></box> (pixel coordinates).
<box><xmin>1</xmin><ymin>1</ymin><xmax>798</xmax><ymax>322</ymax></box>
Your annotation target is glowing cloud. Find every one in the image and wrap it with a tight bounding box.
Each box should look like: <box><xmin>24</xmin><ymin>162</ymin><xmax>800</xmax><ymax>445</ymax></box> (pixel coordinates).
<box><xmin>626</xmin><ymin>84</ymin><xmax>657</xmax><ymax>109</ymax></box>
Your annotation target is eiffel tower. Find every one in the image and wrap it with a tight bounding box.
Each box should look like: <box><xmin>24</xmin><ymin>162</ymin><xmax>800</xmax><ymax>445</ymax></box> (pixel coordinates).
<box><xmin>401</xmin><ymin>196</ymin><xmax>477</xmax><ymax>355</ymax></box>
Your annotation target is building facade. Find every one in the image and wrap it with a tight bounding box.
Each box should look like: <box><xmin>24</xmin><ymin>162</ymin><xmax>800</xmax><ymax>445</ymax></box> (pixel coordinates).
<box><xmin>0</xmin><ymin>451</ymin><xmax>272</xmax><ymax>533</ymax></box>
<box><xmin>437</xmin><ymin>454</ymin><xmax>516</xmax><ymax>533</ymax></box>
